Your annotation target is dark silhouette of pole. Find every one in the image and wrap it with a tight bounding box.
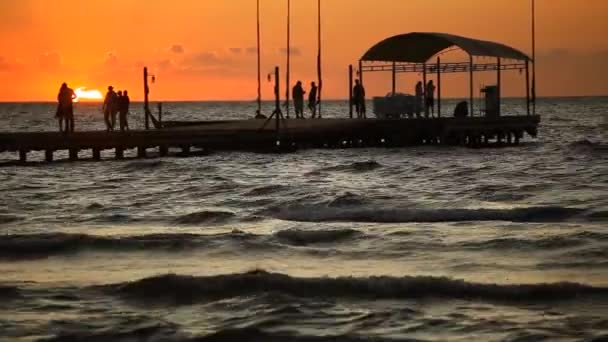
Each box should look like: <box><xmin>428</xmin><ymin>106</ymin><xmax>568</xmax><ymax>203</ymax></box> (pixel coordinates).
<box><xmin>348</xmin><ymin>64</ymin><xmax>353</xmax><ymax>119</ymax></box>
<box><xmin>469</xmin><ymin>55</ymin><xmax>474</xmax><ymax>116</ymax></box>
<box><xmin>422</xmin><ymin>62</ymin><xmax>427</xmax><ymax>117</ymax></box>
<box><xmin>531</xmin><ymin>0</ymin><xmax>536</xmax><ymax>115</ymax></box>
<box><xmin>436</xmin><ymin>57</ymin><xmax>441</xmax><ymax>118</ymax></box>
<box><xmin>144</xmin><ymin>67</ymin><xmax>150</xmax><ymax>130</ymax></box>
<box><xmin>317</xmin><ymin>0</ymin><xmax>322</xmax><ymax>118</ymax></box>
<box><xmin>525</xmin><ymin>60</ymin><xmax>530</xmax><ymax>116</ymax></box>
<box><xmin>497</xmin><ymin>57</ymin><xmax>501</xmax><ymax>116</ymax></box>
<box><xmin>285</xmin><ymin>0</ymin><xmax>291</xmax><ymax>118</ymax></box>
<box><xmin>275</xmin><ymin>66</ymin><xmax>280</xmax><ymax>133</ymax></box>
<box><xmin>391</xmin><ymin>61</ymin><xmax>396</xmax><ymax>95</ymax></box>
<box><xmin>256</xmin><ymin>0</ymin><xmax>262</xmax><ymax>114</ymax></box>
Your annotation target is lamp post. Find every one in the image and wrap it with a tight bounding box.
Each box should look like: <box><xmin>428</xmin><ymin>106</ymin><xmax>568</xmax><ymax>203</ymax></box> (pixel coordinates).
<box><xmin>143</xmin><ymin>67</ymin><xmax>156</xmax><ymax>130</ymax></box>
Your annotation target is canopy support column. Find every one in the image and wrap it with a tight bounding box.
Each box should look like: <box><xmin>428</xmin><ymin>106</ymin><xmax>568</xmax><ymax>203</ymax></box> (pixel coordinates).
<box><xmin>391</xmin><ymin>61</ymin><xmax>396</xmax><ymax>95</ymax></box>
<box><xmin>525</xmin><ymin>60</ymin><xmax>530</xmax><ymax>116</ymax></box>
<box><xmin>436</xmin><ymin>57</ymin><xmax>441</xmax><ymax>118</ymax></box>
<box><xmin>349</xmin><ymin>64</ymin><xmax>353</xmax><ymax>119</ymax></box>
<box><xmin>469</xmin><ymin>55</ymin><xmax>474</xmax><ymax>116</ymax></box>
<box><xmin>422</xmin><ymin>62</ymin><xmax>427</xmax><ymax>118</ymax></box>
<box><xmin>497</xmin><ymin>57</ymin><xmax>501</xmax><ymax>116</ymax></box>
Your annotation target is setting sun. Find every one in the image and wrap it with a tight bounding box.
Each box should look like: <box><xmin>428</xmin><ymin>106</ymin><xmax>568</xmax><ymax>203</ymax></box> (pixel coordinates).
<box><xmin>74</xmin><ymin>87</ymin><xmax>103</xmax><ymax>102</ymax></box>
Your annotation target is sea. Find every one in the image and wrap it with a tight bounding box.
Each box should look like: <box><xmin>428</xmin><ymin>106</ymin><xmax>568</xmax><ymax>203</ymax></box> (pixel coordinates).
<box><xmin>0</xmin><ymin>98</ymin><xmax>606</xmax><ymax>341</ymax></box>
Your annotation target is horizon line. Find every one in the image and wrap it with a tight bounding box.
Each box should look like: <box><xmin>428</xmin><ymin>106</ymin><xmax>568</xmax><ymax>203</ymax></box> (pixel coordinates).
<box><xmin>0</xmin><ymin>95</ymin><xmax>607</xmax><ymax>103</ymax></box>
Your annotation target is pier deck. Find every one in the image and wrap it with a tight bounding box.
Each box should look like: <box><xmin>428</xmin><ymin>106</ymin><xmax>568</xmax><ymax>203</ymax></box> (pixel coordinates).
<box><xmin>0</xmin><ymin>115</ymin><xmax>540</xmax><ymax>163</ymax></box>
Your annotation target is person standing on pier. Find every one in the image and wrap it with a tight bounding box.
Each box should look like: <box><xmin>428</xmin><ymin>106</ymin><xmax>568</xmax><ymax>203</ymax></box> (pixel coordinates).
<box><xmin>56</xmin><ymin>83</ymin><xmax>76</xmax><ymax>133</ymax></box>
<box><xmin>119</xmin><ymin>90</ymin><xmax>130</xmax><ymax>131</ymax></box>
<box><xmin>415</xmin><ymin>81</ymin><xmax>424</xmax><ymax>118</ymax></box>
<box><xmin>102</xmin><ymin>86</ymin><xmax>117</xmax><ymax>132</ymax></box>
<box><xmin>292</xmin><ymin>81</ymin><xmax>305</xmax><ymax>119</ymax></box>
<box><xmin>308</xmin><ymin>82</ymin><xmax>318</xmax><ymax>118</ymax></box>
<box><xmin>353</xmin><ymin>79</ymin><xmax>366</xmax><ymax>119</ymax></box>
<box><xmin>425</xmin><ymin>80</ymin><xmax>436</xmax><ymax>118</ymax></box>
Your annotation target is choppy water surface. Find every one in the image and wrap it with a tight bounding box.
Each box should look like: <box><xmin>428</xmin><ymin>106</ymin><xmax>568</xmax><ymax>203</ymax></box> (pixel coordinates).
<box><xmin>0</xmin><ymin>98</ymin><xmax>607</xmax><ymax>341</ymax></box>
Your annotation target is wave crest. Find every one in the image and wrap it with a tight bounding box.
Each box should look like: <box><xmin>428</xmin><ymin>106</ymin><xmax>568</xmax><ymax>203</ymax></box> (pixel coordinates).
<box><xmin>274</xmin><ymin>228</ymin><xmax>361</xmax><ymax>245</ymax></box>
<box><xmin>106</xmin><ymin>270</ymin><xmax>608</xmax><ymax>305</ymax></box>
<box><xmin>174</xmin><ymin>210</ymin><xmax>236</xmax><ymax>225</ymax></box>
<box><xmin>268</xmin><ymin>206</ymin><xmax>586</xmax><ymax>223</ymax></box>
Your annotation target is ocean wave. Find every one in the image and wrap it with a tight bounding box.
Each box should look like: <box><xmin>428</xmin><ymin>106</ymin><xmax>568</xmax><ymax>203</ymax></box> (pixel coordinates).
<box><xmin>274</xmin><ymin>228</ymin><xmax>361</xmax><ymax>246</ymax></box>
<box><xmin>0</xmin><ymin>233</ymin><xmax>222</xmax><ymax>259</ymax></box>
<box><xmin>105</xmin><ymin>270</ymin><xmax>608</xmax><ymax>305</ymax></box>
<box><xmin>0</xmin><ymin>214</ymin><xmax>23</xmax><ymax>224</ymax></box>
<box><xmin>267</xmin><ymin>206</ymin><xmax>586</xmax><ymax>223</ymax></box>
<box><xmin>0</xmin><ymin>285</ymin><xmax>20</xmax><ymax>299</ymax></box>
<box><xmin>120</xmin><ymin>160</ymin><xmax>167</xmax><ymax>171</ymax></box>
<box><xmin>460</xmin><ymin>236</ymin><xmax>586</xmax><ymax>251</ymax></box>
<box><xmin>173</xmin><ymin>210</ymin><xmax>236</xmax><ymax>225</ymax></box>
<box><xmin>245</xmin><ymin>184</ymin><xmax>289</xmax><ymax>196</ymax></box>
<box><xmin>318</xmin><ymin>160</ymin><xmax>382</xmax><ymax>173</ymax></box>
<box><xmin>325</xmin><ymin>192</ymin><xmax>368</xmax><ymax>207</ymax></box>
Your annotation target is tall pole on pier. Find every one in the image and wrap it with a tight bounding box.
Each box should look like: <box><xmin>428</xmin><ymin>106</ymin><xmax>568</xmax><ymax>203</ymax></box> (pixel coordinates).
<box><xmin>285</xmin><ymin>0</ymin><xmax>291</xmax><ymax>118</ymax></box>
<box><xmin>531</xmin><ymin>0</ymin><xmax>536</xmax><ymax>115</ymax></box>
<box><xmin>256</xmin><ymin>0</ymin><xmax>262</xmax><ymax>114</ymax></box>
<box><xmin>317</xmin><ymin>0</ymin><xmax>323</xmax><ymax>118</ymax></box>
<box><xmin>144</xmin><ymin>67</ymin><xmax>150</xmax><ymax>130</ymax></box>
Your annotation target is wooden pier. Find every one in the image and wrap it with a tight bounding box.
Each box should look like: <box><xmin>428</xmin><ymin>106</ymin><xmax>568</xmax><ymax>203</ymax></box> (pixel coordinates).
<box><xmin>0</xmin><ymin>115</ymin><xmax>539</xmax><ymax>164</ymax></box>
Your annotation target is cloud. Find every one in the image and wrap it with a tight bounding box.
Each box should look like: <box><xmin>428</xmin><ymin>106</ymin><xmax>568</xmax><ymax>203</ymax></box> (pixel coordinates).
<box><xmin>183</xmin><ymin>52</ymin><xmax>233</xmax><ymax>67</ymax></box>
<box><xmin>0</xmin><ymin>56</ymin><xmax>22</xmax><ymax>71</ymax></box>
<box><xmin>279</xmin><ymin>47</ymin><xmax>302</xmax><ymax>56</ymax></box>
<box><xmin>229</xmin><ymin>47</ymin><xmax>242</xmax><ymax>54</ymax></box>
<box><xmin>157</xmin><ymin>59</ymin><xmax>173</xmax><ymax>70</ymax></box>
<box><xmin>170</xmin><ymin>44</ymin><xmax>184</xmax><ymax>54</ymax></box>
<box><xmin>104</xmin><ymin>51</ymin><xmax>119</xmax><ymax>68</ymax></box>
<box><xmin>38</xmin><ymin>51</ymin><xmax>62</xmax><ymax>70</ymax></box>
<box><xmin>246</xmin><ymin>47</ymin><xmax>257</xmax><ymax>55</ymax></box>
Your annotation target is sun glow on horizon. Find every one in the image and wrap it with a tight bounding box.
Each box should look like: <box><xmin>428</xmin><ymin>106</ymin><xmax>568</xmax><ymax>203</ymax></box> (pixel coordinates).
<box><xmin>74</xmin><ymin>87</ymin><xmax>103</xmax><ymax>102</ymax></box>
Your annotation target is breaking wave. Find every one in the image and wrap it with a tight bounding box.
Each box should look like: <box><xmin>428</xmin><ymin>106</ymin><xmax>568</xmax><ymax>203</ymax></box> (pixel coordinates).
<box><xmin>173</xmin><ymin>210</ymin><xmax>236</xmax><ymax>225</ymax></box>
<box><xmin>268</xmin><ymin>206</ymin><xmax>586</xmax><ymax>223</ymax></box>
<box><xmin>274</xmin><ymin>228</ymin><xmax>361</xmax><ymax>245</ymax></box>
<box><xmin>105</xmin><ymin>270</ymin><xmax>608</xmax><ymax>305</ymax></box>
<box><xmin>318</xmin><ymin>160</ymin><xmax>383</xmax><ymax>173</ymax></box>
<box><xmin>0</xmin><ymin>233</ymin><xmax>247</xmax><ymax>259</ymax></box>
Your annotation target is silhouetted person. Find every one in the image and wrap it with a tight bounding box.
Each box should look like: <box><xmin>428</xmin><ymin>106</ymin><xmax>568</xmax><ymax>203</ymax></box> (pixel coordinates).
<box><xmin>292</xmin><ymin>81</ymin><xmax>305</xmax><ymax>119</ymax></box>
<box><xmin>119</xmin><ymin>90</ymin><xmax>130</xmax><ymax>131</ymax></box>
<box><xmin>454</xmin><ymin>101</ymin><xmax>469</xmax><ymax>118</ymax></box>
<box><xmin>56</xmin><ymin>83</ymin><xmax>76</xmax><ymax>133</ymax></box>
<box><xmin>102</xmin><ymin>86</ymin><xmax>117</xmax><ymax>132</ymax></box>
<box><xmin>415</xmin><ymin>81</ymin><xmax>424</xmax><ymax>118</ymax></box>
<box><xmin>353</xmin><ymin>79</ymin><xmax>366</xmax><ymax>118</ymax></box>
<box><xmin>308</xmin><ymin>82</ymin><xmax>318</xmax><ymax>118</ymax></box>
<box><xmin>425</xmin><ymin>80</ymin><xmax>436</xmax><ymax>118</ymax></box>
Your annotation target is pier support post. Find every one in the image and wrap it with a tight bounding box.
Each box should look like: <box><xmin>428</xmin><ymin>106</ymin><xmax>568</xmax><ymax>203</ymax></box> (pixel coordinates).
<box><xmin>159</xmin><ymin>146</ymin><xmax>168</xmax><ymax>157</ymax></box>
<box><xmin>92</xmin><ymin>149</ymin><xmax>101</xmax><ymax>161</ymax></box>
<box><xmin>349</xmin><ymin>64</ymin><xmax>353</xmax><ymax>119</ymax></box>
<box><xmin>19</xmin><ymin>150</ymin><xmax>27</xmax><ymax>163</ymax></box>
<box><xmin>507</xmin><ymin>132</ymin><xmax>513</xmax><ymax>145</ymax></box>
<box><xmin>423</xmin><ymin>62</ymin><xmax>428</xmax><ymax>118</ymax></box>
<box><xmin>137</xmin><ymin>146</ymin><xmax>147</xmax><ymax>158</ymax></box>
<box><xmin>115</xmin><ymin>147</ymin><xmax>124</xmax><ymax>159</ymax></box>
<box><xmin>45</xmin><ymin>150</ymin><xmax>53</xmax><ymax>162</ymax></box>
<box><xmin>181</xmin><ymin>145</ymin><xmax>190</xmax><ymax>156</ymax></box>
<box><xmin>469</xmin><ymin>55</ymin><xmax>474</xmax><ymax>117</ymax></box>
<box><xmin>69</xmin><ymin>149</ymin><xmax>78</xmax><ymax>161</ymax></box>
<box><xmin>437</xmin><ymin>57</ymin><xmax>441</xmax><ymax>118</ymax></box>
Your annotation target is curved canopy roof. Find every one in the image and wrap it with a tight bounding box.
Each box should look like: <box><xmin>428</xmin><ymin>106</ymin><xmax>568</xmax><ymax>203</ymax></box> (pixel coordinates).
<box><xmin>361</xmin><ymin>32</ymin><xmax>530</xmax><ymax>63</ymax></box>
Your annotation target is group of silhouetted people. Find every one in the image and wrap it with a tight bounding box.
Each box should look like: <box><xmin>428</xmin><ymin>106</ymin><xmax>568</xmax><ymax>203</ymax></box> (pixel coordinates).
<box><xmin>102</xmin><ymin>86</ymin><xmax>130</xmax><ymax>132</ymax></box>
<box><xmin>56</xmin><ymin>83</ymin><xmax>76</xmax><ymax>133</ymax></box>
<box><xmin>291</xmin><ymin>81</ymin><xmax>319</xmax><ymax>119</ymax></box>
<box><xmin>415</xmin><ymin>80</ymin><xmax>436</xmax><ymax>118</ymax></box>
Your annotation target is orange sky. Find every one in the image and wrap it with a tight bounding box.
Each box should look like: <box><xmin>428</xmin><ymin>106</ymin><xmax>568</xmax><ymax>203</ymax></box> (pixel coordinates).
<box><xmin>0</xmin><ymin>0</ymin><xmax>607</xmax><ymax>101</ymax></box>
